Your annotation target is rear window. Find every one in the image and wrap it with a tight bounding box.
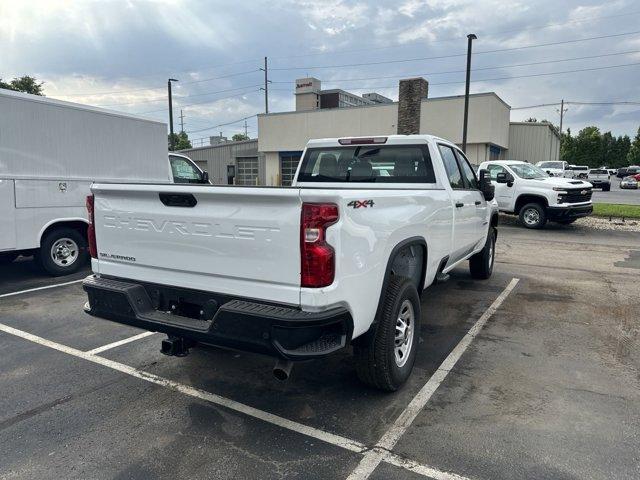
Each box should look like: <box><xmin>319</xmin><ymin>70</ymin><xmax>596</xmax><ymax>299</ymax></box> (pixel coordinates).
<box><xmin>297</xmin><ymin>145</ymin><xmax>436</xmax><ymax>183</ymax></box>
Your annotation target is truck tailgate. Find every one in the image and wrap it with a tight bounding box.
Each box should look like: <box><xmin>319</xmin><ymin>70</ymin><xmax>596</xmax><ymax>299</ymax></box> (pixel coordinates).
<box><xmin>91</xmin><ymin>184</ymin><xmax>302</xmax><ymax>305</ymax></box>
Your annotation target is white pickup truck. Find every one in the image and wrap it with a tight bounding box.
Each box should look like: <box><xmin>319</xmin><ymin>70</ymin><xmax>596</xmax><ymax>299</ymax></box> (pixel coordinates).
<box><xmin>479</xmin><ymin>160</ymin><xmax>593</xmax><ymax>229</ymax></box>
<box><xmin>83</xmin><ymin>135</ymin><xmax>499</xmax><ymax>390</ymax></box>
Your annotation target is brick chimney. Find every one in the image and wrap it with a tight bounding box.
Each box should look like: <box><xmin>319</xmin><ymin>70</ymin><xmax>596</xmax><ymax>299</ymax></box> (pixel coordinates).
<box><xmin>397</xmin><ymin>78</ymin><xmax>428</xmax><ymax>135</ymax></box>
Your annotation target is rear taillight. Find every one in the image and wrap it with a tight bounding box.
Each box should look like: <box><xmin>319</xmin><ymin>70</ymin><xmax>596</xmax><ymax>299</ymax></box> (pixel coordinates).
<box><xmin>86</xmin><ymin>194</ymin><xmax>97</xmax><ymax>259</ymax></box>
<box><xmin>301</xmin><ymin>203</ymin><xmax>339</xmax><ymax>288</ymax></box>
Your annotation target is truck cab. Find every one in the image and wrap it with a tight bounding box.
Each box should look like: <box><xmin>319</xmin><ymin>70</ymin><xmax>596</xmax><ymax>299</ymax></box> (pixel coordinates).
<box><xmin>480</xmin><ymin>160</ymin><xmax>593</xmax><ymax>228</ymax></box>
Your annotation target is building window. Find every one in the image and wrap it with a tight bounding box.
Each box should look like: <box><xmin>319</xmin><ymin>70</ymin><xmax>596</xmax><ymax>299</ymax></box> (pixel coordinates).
<box><xmin>280</xmin><ymin>152</ymin><xmax>303</xmax><ymax>186</ymax></box>
<box><xmin>235</xmin><ymin>157</ymin><xmax>259</xmax><ymax>185</ymax></box>
<box><xmin>489</xmin><ymin>145</ymin><xmax>501</xmax><ymax>161</ymax></box>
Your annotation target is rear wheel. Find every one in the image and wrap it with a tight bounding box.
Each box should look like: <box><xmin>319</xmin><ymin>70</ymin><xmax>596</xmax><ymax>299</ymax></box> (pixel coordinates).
<box><xmin>519</xmin><ymin>203</ymin><xmax>547</xmax><ymax>229</ymax></box>
<box><xmin>36</xmin><ymin>227</ymin><xmax>88</xmax><ymax>276</ymax></box>
<box><xmin>354</xmin><ymin>276</ymin><xmax>421</xmax><ymax>391</ymax></box>
<box><xmin>469</xmin><ymin>227</ymin><xmax>496</xmax><ymax>280</ymax></box>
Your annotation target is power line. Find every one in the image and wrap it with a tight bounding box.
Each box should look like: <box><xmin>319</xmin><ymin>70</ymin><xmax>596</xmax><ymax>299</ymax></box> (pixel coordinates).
<box><xmin>95</xmin><ymin>84</ymin><xmax>261</xmax><ymax>108</ymax></box>
<box><xmin>270</xmin><ymin>50</ymin><xmax>640</xmax><ymax>85</ymax></box>
<box><xmin>125</xmin><ymin>90</ymin><xmax>258</xmax><ymax>115</ymax></box>
<box><xmin>270</xmin><ymin>10</ymin><xmax>640</xmax><ymax>60</ymax></box>
<box><xmin>186</xmin><ymin>114</ymin><xmax>258</xmax><ymax>134</ymax></box>
<box><xmin>270</xmin><ymin>30</ymin><xmax>640</xmax><ymax>71</ymax></box>
<box><xmin>287</xmin><ymin>61</ymin><xmax>640</xmax><ymax>91</ymax></box>
<box><xmin>513</xmin><ymin>100</ymin><xmax>640</xmax><ymax>109</ymax></box>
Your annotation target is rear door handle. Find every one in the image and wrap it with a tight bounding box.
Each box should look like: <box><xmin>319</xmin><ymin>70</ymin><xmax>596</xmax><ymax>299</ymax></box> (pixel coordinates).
<box><xmin>455</xmin><ymin>202</ymin><xmax>464</xmax><ymax>208</ymax></box>
<box><xmin>475</xmin><ymin>201</ymin><xmax>482</xmax><ymax>206</ymax></box>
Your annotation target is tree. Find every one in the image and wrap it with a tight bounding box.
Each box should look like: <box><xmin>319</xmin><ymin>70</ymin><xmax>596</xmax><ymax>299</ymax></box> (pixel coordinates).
<box><xmin>0</xmin><ymin>75</ymin><xmax>44</xmax><ymax>95</ymax></box>
<box><xmin>627</xmin><ymin>127</ymin><xmax>640</xmax><ymax>165</ymax></box>
<box><xmin>232</xmin><ymin>133</ymin><xmax>249</xmax><ymax>141</ymax></box>
<box><xmin>168</xmin><ymin>131</ymin><xmax>192</xmax><ymax>151</ymax></box>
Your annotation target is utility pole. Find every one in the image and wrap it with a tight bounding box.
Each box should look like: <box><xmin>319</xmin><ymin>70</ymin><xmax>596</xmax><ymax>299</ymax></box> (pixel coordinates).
<box><xmin>244</xmin><ymin>119</ymin><xmax>248</xmax><ymax>138</ymax></box>
<box><xmin>168</xmin><ymin>78</ymin><xmax>178</xmax><ymax>150</ymax></box>
<box><xmin>558</xmin><ymin>99</ymin><xmax>568</xmax><ymax>134</ymax></box>
<box><xmin>462</xmin><ymin>34</ymin><xmax>477</xmax><ymax>153</ymax></box>
<box><xmin>557</xmin><ymin>99</ymin><xmax>568</xmax><ymax>153</ymax></box>
<box><xmin>179</xmin><ymin>109</ymin><xmax>185</xmax><ymax>133</ymax></box>
<box><xmin>259</xmin><ymin>56</ymin><xmax>270</xmax><ymax>114</ymax></box>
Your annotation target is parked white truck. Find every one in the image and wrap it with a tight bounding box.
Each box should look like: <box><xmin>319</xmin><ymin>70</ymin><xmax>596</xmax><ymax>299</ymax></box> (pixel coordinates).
<box><xmin>0</xmin><ymin>89</ymin><xmax>208</xmax><ymax>275</ymax></box>
<box><xmin>83</xmin><ymin>135</ymin><xmax>499</xmax><ymax>390</ymax></box>
<box><xmin>480</xmin><ymin>160</ymin><xmax>593</xmax><ymax>229</ymax></box>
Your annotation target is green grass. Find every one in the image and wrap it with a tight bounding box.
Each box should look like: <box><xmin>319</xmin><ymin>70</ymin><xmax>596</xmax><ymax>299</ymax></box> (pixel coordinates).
<box><xmin>592</xmin><ymin>203</ymin><xmax>640</xmax><ymax>219</ymax></box>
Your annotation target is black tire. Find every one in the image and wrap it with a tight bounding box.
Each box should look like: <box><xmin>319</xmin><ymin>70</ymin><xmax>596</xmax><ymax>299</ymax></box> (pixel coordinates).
<box><xmin>518</xmin><ymin>203</ymin><xmax>547</xmax><ymax>229</ymax></box>
<box><xmin>354</xmin><ymin>276</ymin><xmax>421</xmax><ymax>391</ymax></box>
<box><xmin>0</xmin><ymin>252</ymin><xmax>19</xmax><ymax>264</ymax></box>
<box><xmin>602</xmin><ymin>185</ymin><xmax>610</xmax><ymax>192</ymax></box>
<box><xmin>556</xmin><ymin>219</ymin><xmax>577</xmax><ymax>225</ymax></box>
<box><xmin>469</xmin><ymin>227</ymin><xmax>496</xmax><ymax>280</ymax></box>
<box><xmin>36</xmin><ymin>227</ymin><xmax>88</xmax><ymax>276</ymax></box>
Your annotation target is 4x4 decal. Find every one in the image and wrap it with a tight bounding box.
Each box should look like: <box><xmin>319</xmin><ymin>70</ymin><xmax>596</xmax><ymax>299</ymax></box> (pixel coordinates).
<box><xmin>347</xmin><ymin>200</ymin><xmax>375</xmax><ymax>209</ymax></box>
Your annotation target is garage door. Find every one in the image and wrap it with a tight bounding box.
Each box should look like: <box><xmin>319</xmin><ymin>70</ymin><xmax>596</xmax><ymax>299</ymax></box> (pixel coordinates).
<box><xmin>235</xmin><ymin>157</ymin><xmax>259</xmax><ymax>185</ymax></box>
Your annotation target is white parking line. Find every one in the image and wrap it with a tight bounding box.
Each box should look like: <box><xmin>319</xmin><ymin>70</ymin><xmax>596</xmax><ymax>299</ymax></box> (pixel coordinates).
<box><xmin>86</xmin><ymin>331</ymin><xmax>157</xmax><ymax>355</ymax></box>
<box><xmin>0</xmin><ymin>320</ymin><xmax>471</xmax><ymax>480</ymax></box>
<box><xmin>0</xmin><ymin>278</ymin><xmax>518</xmax><ymax>480</ymax></box>
<box><xmin>0</xmin><ymin>279</ymin><xmax>84</xmax><ymax>299</ymax></box>
<box><xmin>346</xmin><ymin>278</ymin><xmax>520</xmax><ymax>480</ymax></box>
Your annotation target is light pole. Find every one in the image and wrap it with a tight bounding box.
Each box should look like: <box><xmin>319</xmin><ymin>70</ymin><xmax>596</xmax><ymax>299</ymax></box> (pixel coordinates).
<box><xmin>462</xmin><ymin>34</ymin><xmax>477</xmax><ymax>153</ymax></box>
<box><xmin>168</xmin><ymin>78</ymin><xmax>178</xmax><ymax>150</ymax></box>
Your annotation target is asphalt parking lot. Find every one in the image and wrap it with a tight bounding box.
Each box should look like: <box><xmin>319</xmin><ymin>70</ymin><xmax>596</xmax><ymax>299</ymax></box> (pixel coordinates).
<box><xmin>592</xmin><ymin>178</ymin><xmax>640</xmax><ymax>205</ymax></box>
<box><xmin>1</xmin><ymin>225</ymin><xmax>639</xmax><ymax>480</ymax></box>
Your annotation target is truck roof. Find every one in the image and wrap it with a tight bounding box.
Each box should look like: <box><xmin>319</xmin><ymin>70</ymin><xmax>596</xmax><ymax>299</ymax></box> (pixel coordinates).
<box><xmin>479</xmin><ymin>160</ymin><xmax>528</xmax><ymax>165</ymax></box>
<box><xmin>305</xmin><ymin>134</ymin><xmax>453</xmax><ymax>148</ymax></box>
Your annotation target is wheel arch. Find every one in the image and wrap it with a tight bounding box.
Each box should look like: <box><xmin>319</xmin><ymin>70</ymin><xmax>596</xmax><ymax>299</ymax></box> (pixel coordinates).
<box><xmin>38</xmin><ymin>218</ymin><xmax>89</xmax><ymax>246</ymax></box>
<box><xmin>514</xmin><ymin>194</ymin><xmax>548</xmax><ymax>214</ymax></box>
<box><xmin>369</xmin><ymin>237</ymin><xmax>428</xmax><ymax>333</ymax></box>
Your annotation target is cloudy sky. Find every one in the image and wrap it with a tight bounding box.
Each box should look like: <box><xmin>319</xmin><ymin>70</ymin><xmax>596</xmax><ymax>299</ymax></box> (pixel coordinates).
<box><xmin>1</xmin><ymin>0</ymin><xmax>639</xmax><ymax>143</ymax></box>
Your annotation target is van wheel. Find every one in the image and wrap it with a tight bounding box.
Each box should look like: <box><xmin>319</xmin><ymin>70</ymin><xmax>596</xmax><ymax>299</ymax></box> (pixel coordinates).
<box><xmin>519</xmin><ymin>203</ymin><xmax>547</xmax><ymax>229</ymax></box>
<box><xmin>469</xmin><ymin>227</ymin><xmax>496</xmax><ymax>280</ymax></box>
<box><xmin>37</xmin><ymin>227</ymin><xmax>88</xmax><ymax>276</ymax></box>
<box><xmin>354</xmin><ymin>276</ymin><xmax>421</xmax><ymax>391</ymax></box>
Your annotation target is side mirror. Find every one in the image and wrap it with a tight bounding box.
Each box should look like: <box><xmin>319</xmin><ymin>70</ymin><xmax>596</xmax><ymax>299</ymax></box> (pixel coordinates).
<box><xmin>201</xmin><ymin>171</ymin><xmax>210</xmax><ymax>184</ymax></box>
<box><xmin>478</xmin><ymin>169</ymin><xmax>495</xmax><ymax>201</ymax></box>
<box><xmin>496</xmin><ymin>172</ymin><xmax>514</xmax><ymax>186</ymax></box>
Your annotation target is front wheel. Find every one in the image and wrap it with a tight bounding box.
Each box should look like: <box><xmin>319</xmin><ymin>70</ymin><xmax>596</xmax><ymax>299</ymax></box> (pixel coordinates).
<box><xmin>519</xmin><ymin>203</ymin><xmax>547</xmax><ymax>229</ymax></box>
<box><xmin>354</xmin><ymin>276</ymin><xmax>421</xmax><ymax>391</ymax></box>
<box><xmin>469</xmin><ymin>227</ymin><xmax>496</xmax><ymax>280</ymax></box>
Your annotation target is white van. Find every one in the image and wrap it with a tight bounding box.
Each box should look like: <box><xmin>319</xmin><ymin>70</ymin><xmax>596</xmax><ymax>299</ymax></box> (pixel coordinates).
<box><xmin>0</xmin><ymin>90</ymin><xmax>207</xmax><ymax>275</ymax></box>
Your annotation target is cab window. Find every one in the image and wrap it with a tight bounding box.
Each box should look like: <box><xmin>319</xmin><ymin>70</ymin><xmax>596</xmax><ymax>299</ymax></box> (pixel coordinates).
<box><xmin>438</xmin><ymin>145</ymin><xmax>465</xmax><ymax>189</ymax></box>
<box><xmin>170</xmin><ymin>155</ymin><xmax>202</xmax><ymax>184</ymax></box>
<box><xmin>486</xmin><ymin>164</ymin><xmax>507</xmax><ymax>180</ymax></box>
<box><xmin>454</xmin><ymin>150</ymin><xmax>478</xmax><ymax>189</ymax></box>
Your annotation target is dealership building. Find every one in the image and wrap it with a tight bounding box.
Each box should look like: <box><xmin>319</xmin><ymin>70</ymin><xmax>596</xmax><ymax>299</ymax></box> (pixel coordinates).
<box><xmin>181</xmin><ymin>76</ymin><xmax>560</xmax><ymax>186</ymax></box>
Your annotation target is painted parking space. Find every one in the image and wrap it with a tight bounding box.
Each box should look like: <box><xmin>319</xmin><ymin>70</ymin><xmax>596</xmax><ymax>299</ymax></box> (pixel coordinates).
<box><xmin>1</xmin><ymin>226</ymin><xmax>638</xmax><ymax>479</ymax></box>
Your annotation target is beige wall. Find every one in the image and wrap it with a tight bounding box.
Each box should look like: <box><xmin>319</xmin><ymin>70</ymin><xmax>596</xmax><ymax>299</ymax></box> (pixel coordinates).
<box><xmin>258</xmin><ymin>93</ymin><xmax>510</xmax><ymax>155</ymax></box>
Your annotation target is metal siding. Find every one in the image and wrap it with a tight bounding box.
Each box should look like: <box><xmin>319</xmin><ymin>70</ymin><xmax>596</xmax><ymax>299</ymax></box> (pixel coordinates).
<box><xmin>178</xmin><ymin>140</ymin><xmax>264</xmax><ymax>185</ymax></box>
<box><xmin>508</xmin><ymin>123</ymin><xmax>560</xmax><ymax>163</ymax></box>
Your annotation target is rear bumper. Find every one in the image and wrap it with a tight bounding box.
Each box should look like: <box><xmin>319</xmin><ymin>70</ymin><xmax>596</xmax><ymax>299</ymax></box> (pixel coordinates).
<box><xmin>82</xmin><ymin>275</ymin><xmax>353</xmax><ymax>360</ymax></box>
<box><xmin>547</xmin><ymin>204</ymin><xmax>593</xmax><ymax>220</ymax></box>
<box><xmin>588</xmin><ymin>180</ymin><xmax>610</xmax><ymax>188</ymax></box>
